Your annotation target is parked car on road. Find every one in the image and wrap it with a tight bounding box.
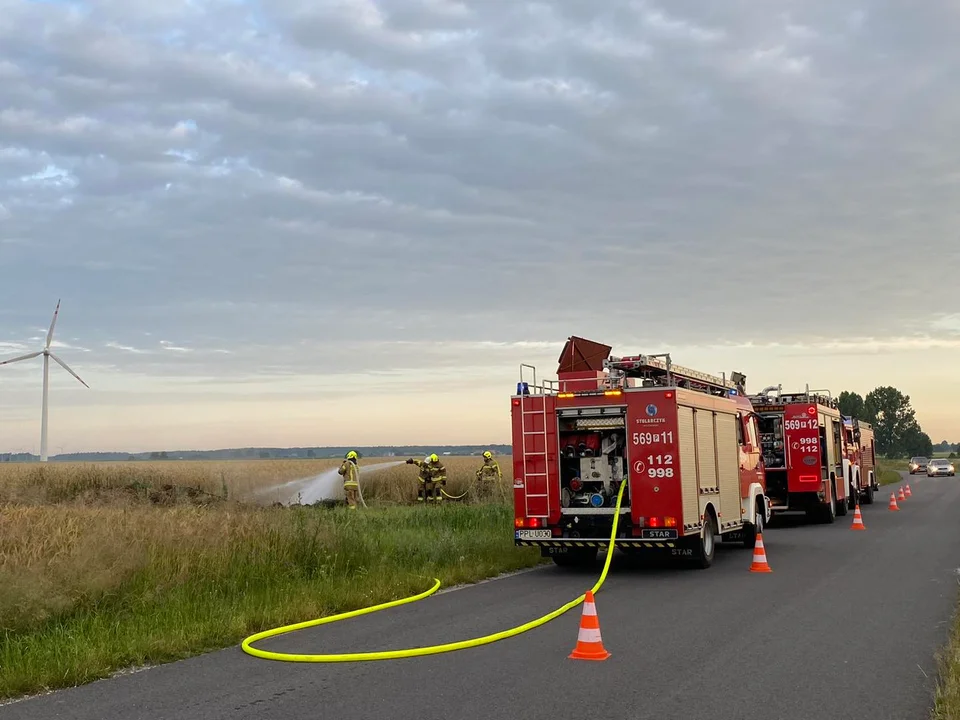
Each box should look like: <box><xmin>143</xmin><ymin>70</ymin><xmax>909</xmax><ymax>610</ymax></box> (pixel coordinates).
<box><xmin>927</xmin><ymin>459</ymin><xmax>956</xmax><ymax>477</ymax></box>
<box><xmin>909</xmin><ymin>457</ymin><xmax>929</xmax><ymax>474</ymax></box>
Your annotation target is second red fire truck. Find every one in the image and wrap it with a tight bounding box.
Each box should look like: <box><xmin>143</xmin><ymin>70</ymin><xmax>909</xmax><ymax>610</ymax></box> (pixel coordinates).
<box><xmin>747</xmin><ymin>386</ymin><xmax>878</xmax><ymax>521</ymax></box>
<box><xmin>510</xmin><ymin>336</ymin><xmax>770</xmax><ymax>569</ymax></box>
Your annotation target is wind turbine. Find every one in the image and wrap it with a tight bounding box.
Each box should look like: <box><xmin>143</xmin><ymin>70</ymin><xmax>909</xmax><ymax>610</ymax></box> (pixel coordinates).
<box><xmin>0</xmin><ymin>300</ymin><xmax>89</xmax><ymax>462</ymax></box>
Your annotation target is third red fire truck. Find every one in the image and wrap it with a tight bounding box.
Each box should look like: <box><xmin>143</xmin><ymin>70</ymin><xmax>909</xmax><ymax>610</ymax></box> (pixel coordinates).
<box><xmin>843</xmin><ymin>416</ymin><xmax>879</xmax><ymax>505</ymax></box>
<box><xmin>748</xmin><ymin>386</ymin><xmax>855</xmax><ymax>523</ymax></box>
<box><xmin>510</xmin><ymin>336</ymin><xmax>770</xmax><ymax>569</ymax></box>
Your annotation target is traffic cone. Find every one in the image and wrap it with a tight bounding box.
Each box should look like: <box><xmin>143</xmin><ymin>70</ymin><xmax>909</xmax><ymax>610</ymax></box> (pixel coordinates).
<box><xmin>850</xmin><ymin>504</ymin><xmax>866</xmax><ymax>530</ymax></box>
<box><xmin>568</xmin><ymin>591</ymin><xmax>611</xmax><ymax>661</ymax></box>
<box><xmin>897</xmin><ymin>486</ymin><xmax>906</xmax><ymax>502</ymax></box>
<box><xmin>905</xmin><ymin>484</ymin><xmax>912</xmax><ymax>498</ymax></box>
<box><xmin>888</xmin><ymin>492</ymin><xmax>900</xmax><ymax>511</ymax></box>
<box><xmin>749</xmin><ymin>532</ymin><xmax>772</xmax><ymax>573</ymax></box>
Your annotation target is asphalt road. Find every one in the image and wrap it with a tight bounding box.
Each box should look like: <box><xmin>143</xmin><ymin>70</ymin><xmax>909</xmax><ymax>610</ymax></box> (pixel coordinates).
<box><xmin>6</xmin><ymin>471</ymin><xmax>959</xmax><ymax>720</ymax></box>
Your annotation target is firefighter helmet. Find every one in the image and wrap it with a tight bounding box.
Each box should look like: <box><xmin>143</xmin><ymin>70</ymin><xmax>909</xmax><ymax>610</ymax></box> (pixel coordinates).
<box><xmin>429</xmin><ymin>453</ymin><xmax>439</xmax><ymax>463</ymax></box>
<box><xmin>483</xmin><ymin>450</ymin><xmax>492</xmax><ymax>459</ymax></box>
<box><xmin>345</xmin><ymin>450</ymin><xmax>358</xmax><ymax>460</ymax></box>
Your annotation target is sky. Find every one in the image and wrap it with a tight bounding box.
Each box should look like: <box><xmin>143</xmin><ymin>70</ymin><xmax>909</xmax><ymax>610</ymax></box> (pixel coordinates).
<box><xmin>0</xmin><ymin>0</ymin><xmax>958</xmax><ymax>454</ymax></box>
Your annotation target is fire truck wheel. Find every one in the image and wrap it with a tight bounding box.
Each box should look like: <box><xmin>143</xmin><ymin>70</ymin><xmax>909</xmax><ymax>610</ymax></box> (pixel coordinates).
<box><xmin>863</xmin><ymin>482</ymin><xmax>875</xmax><ymax>505</ymax></box>
<box><xmin>693</xmin><ymin>514</ymin><xmax>716</xmax><ymax>569</ymax></box>
<box><xmin>836</xmin><ymin>489</ymin><xmax>848</xmax><ymax>517</ymax></box>
<box><xmin>822</xmin><ymin>482</ymin><xmax>837</xmax><ymax>524</ymax></box>
<box><xmin>742</xmin><ymin>503</ymin><xmax>763</xmax><ymax>549</ymax></box>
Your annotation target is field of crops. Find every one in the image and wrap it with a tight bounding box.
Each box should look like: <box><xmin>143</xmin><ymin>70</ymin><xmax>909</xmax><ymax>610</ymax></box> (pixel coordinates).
<box><xmin>0</xmin><ymin>455</ymin><xmax>530</xmax><ymax>700</ymax></box>
<box><xmin>0</xmin><ymin>455</ymin><xmax>514</xmax><ymax>506</ymax></box>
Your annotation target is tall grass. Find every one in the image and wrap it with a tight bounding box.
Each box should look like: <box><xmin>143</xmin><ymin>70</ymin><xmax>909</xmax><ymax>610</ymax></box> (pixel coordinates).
<box><xmin>932</xmin><ymin>600</ymin><xmax>960</xmax><ymax>719</ymax></box>
<box><xmin>0</xmin><ymin>456</ymin><xmax>514</xmax><ymax>505</ymax></box>
<box><xmin>0</xmin><ymin>456</ymin><xmax>526</xmax><ymax>700</ymax></box>
<box><xmin>0</xmin><ymin>501</ymin><xmax>541</xmax><ymax>700</ymax></box>
<box><xmin>0</xmin><ymin>458</ymin><xmax>343</xmax><ymax>503</ymax></box>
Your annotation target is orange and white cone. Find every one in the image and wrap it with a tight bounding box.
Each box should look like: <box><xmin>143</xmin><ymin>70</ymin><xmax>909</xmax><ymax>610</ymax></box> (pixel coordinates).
<box><xmin>749</xmin><ymin>532</ymin><xmax>772</xmax><ymax>573</ymax></box>
<box><xmin>897</xmin><ymin>486</ymin><xmax>906</xmax><ymax>501</ymax></box>
<box><xmin>851</xmin><ymin>504</ymin><xmax>866</xmax><ymax>530</ymax></box>
<box><xmin>568</xmin><ymin>591</ymin><xmax>611</xmax><ymax>661</ymax></box>
<box><xmin>888</xmin><ymin>492</ymin><xmax>900</xmax><ymax>511</ymax></box>
<box><xmin>905</xmin><ymin>484</ymin><xmax>912</xmax><ymax>498</ymax></box>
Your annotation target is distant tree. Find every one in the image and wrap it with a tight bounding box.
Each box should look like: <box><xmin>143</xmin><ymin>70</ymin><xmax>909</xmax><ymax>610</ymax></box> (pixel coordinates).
<box><xmin>949</xmin><ymin>452</ymin><xmax>957</xmax><ymax>459</ymax></box>
<box><xmin>837</xmin><ymin>391</ymin><xmax>865</xmax><ymax>418</ymax></box>
<box><xmin>901</xmin><ymin>422</ymin><xmax>934</xmax><ymax>458</ymax></box>
<box><xmin>307</xmin><ymin>448</ymin><xmax>316</xmax><ymax>458</ymax></box>
<box><xmin>863</xmin><ymin>386</ymin><xmax>920</xmax><ymax>457</ymax></box>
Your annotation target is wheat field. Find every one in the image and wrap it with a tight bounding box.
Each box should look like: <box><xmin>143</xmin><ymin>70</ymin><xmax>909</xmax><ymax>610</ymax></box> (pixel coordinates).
<box><xmin>0</xmin><ymin>455</ymin><xmax>533</xmax><ymax>699</ymax></box>
<box><xmin>0</xmin><ymin>455</ymin><xmax>514</xmax><ymax>506</ymax></box>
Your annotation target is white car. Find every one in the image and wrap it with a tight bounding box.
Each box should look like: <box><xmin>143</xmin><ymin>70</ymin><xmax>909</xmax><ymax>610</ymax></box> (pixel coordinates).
<box><xmin>927</xmin><ymin>459</ymin><xmax>956</xmax><ymax>477</ymax></box>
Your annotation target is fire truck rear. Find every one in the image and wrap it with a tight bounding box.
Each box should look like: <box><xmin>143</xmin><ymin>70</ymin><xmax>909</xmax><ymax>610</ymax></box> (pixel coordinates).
<box><xmin>748</xmin><ymin>386</ymin><xmax>850</xmax><ymax>523</ymax></box>
<box><xmin>843</xmin><ymin>417</ymin><xmax>879</xmax><ymax>505</ymax></box>
<box><xmin>510</xmin><ymin>336</ymin><xmax>769</xmax><ymax>569</ymax></box>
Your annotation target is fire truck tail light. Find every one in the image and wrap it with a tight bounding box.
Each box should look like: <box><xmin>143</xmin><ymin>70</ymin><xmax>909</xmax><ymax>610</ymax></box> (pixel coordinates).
<box><xmin>512</xmin><ymin>399</ymin><xmax>520</xmax><ymax>406</ymax></box>
<box><xmin>645</xmin><ymin>516</ymin><xmax>676</xmax><ymax>528</ymax></box>
<box><xmin>515</xmin><ymin>517</ymin><xmax>524</xmax><ymax>528</ymax></box>
<box><xmin>799</xmin><ymin>474</ymin><xmax>819</xmax><ymax>482</ymax></box>
<box><xmin>665</xmin><ymin>392</ymin><xmax>673</xmax><ymax>398</ymax></box>
<box><xmin>528</xmin><ymin>517</ymin><xmax>541</xmax><ymax>528</ymax></box>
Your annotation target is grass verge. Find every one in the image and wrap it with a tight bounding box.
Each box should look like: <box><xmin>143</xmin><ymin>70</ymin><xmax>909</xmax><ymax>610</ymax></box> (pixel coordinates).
<box><xmin>932</xmin><ymin>598</ymin><xmax>960</xmax><ymax>719</ymax></box>
<box><xmin>878</xmin><ymin>459</ymin><xmax>907</xmax><ymax>486</ymax></box>
<box><xmin>0</xmin><ymin>503</ymin><xmax>542</xmax><ymax>701</ymax></box>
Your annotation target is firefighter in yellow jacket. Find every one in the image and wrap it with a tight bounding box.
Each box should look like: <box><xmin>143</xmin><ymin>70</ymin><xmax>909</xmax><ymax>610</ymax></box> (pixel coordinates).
<box><xmin>475</xmin><ymin>450</ymin><xmax>502</xmax><ymax>499</ymax></box>
<box><xmin>406</xmin><ymin>453</ymin><xmax>446</xmax><ymax>503</ymax></box>
<box><xmin>338</xmin><ymin>450</ymin><xmax>361</xmax><ymax>509</ymax></box>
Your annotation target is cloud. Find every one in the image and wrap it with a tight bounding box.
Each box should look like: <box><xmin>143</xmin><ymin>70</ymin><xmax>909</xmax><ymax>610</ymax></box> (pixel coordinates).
<box><xmin>1</xmin><ymin>0</ymin><xmax>959</xmax><ymax>450</ymax></box>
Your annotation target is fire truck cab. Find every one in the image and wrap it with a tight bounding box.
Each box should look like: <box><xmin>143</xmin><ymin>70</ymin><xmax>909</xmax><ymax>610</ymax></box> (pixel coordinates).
<box><xmin>510</xmin><ymin>336</ymin><xmax>770</xmax><ymax>569</ymax></box>
<box><xmin>843</xmin><ymin>417</ymin><xmax>879</xmax><ymax>505</ymax></box>
<box><xmin>748</xmin><ymin>385</ymin><xmax>850</xmax><ymax>523</ymax></box>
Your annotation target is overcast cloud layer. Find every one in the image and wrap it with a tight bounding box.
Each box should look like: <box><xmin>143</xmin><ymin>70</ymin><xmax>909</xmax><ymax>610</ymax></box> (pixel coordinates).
<box><xmin>1</xmin><ymin>0</ymin><xmax>959</xmax><ymax>451</ymax></box>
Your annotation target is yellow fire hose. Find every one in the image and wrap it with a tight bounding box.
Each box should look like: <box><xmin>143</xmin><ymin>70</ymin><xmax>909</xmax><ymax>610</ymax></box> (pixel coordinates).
<box><xmin>440</xmin><ymin>487</ymin><xmax>468</xmax><ymax>500</ymax></box>
<box><xmin>241</xmin><ymin>481</ymin><xmax>627</xmax><ymax>663</ymax></box>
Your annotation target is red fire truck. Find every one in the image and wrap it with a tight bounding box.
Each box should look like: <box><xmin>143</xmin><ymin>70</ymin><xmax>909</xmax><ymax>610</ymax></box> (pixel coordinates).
<box><xmin>510</xmin><ymin>336</ymin><xmax>769</xmax><ymax>569</ymax></box>
<box><xmin>843</xmin><ymin>416</ymin><xmax>879</xmax><ymax>505</ymax></box>
<box><xmin>747</xmin><ymin>386</ymin><xmax>850</xmax><ymax>523</ymax></box>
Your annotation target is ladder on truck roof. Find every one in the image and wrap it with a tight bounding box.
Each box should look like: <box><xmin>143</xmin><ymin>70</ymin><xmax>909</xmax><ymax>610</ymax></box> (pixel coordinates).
<box><xmin>603</xmin><ymin>353</ymin><xmax>742</xmax><ymax>396</ymax></box>
<box><xmin>748</xmin><ymin>384</ymin><xmax>839</xmax><ymax>410</ymax></box>
<box><xmin>518</xmin><ymin>364</ymin><xmax>551</xmax><ymax>517</ymax></box>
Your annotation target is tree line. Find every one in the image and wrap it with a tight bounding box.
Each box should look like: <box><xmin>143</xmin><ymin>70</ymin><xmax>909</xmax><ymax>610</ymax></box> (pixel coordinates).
<box><xmin>837</xmin><ymin>386</ymin><xmax>936</xmax><ymax>459</ymax></box>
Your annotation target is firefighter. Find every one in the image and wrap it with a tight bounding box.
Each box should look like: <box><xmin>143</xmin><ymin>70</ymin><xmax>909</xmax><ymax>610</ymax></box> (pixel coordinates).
<box><xmin>406</xmin><ymin>453</ymin><xmax>446</xmax><ymax>503</ymax></box>
<box><xmin>475</xmin><ymin>450</ymin><xmax>502</xmax><ymax>499</ymax></box>
<box><xmin>338</xmin><ymin>450</ymin><xmax>361</xmax><ymax>509</ymax></box>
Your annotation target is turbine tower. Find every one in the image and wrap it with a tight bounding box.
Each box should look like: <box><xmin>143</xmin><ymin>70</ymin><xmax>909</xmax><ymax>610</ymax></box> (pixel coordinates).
<box><xmin>0</xmin><ymin>300</ymin><xmax>89</xmax><ymax>461</ymax></box>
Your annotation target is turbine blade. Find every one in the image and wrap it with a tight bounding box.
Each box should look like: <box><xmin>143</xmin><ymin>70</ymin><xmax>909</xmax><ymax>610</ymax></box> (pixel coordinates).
<box><xmin>46</xmin><ymin>299</ymin><xmax>61</xmax><ymax>349</ymax></box>
<box><xmin>49</xmin><ymin>353</ymin><xmax>89</xmax><ymax>388</ymax></box>
<box><xmin>0</xmin><ymin>351</ymin><xmax>42</xmax><ymax>366</ymax></box>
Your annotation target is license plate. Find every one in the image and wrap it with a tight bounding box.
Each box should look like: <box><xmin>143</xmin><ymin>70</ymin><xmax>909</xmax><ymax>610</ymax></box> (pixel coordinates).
<box><xmin>516</xmin><ymin>529</ymin><xmax>552</xmax><ymax>540</ymax></box>
<box><xmin>640</xmin><ymin>529</ymin><xmax>678</xmax><ymax>540</ymax></box>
